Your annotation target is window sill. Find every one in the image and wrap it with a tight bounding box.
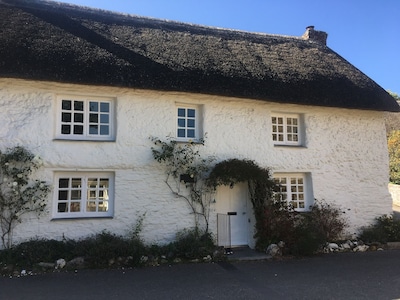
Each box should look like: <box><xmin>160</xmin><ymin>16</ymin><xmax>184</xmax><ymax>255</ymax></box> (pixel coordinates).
<box><xmin>273</xmin><ymin>144</ymin><xmax>307</xmax><ymax>149</ymax></box>
<box><xmin>53</xmin><ymin>138</ymin><xmax>116</xmax><ymax>142</ymax></box>
<box><xmin>51</xmin><ymin>215</ymin><xmax>113</xmax><ymax>220</ymax></box>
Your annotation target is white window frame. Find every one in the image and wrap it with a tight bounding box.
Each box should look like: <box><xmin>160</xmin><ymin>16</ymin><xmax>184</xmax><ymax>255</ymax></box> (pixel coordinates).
<box><xmin>176</xmin><ymin>104</ymin><xmax>202</xmax><ymax>142</ymax></box>
<box><xmin>273</xmin><ymin>173</ymin><xmax>313</xmax><ymax>212</ymax></box>
<box><xmin>53</xmin><ymin>172</ymin><xmax>114</xmax><ymax>219</ymax></box>
<box><xmin>271</xmin><ymin>113</ymin><xmax>302</xmax><ymax>146</ymax></box>
<box><xmin>56</xmin><ymin>95</ymin><xmax>115</xmax><ymax>141</ymax></box>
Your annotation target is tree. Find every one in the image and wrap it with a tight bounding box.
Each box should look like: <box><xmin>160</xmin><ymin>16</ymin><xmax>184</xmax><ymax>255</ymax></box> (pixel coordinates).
<box><xmin>0</xmin><ymin>146</ymin><xmax>50</xmax><ymax>248</ymax></box>
<box><xmin>385</xmin><ymin>91</ymin><xmax>400</xmax><ymax>134</ymax></box>
<box><xmin>388</xmin><ymin>131</ymin><xmax>400</xmax><ymax>184</ymax></box>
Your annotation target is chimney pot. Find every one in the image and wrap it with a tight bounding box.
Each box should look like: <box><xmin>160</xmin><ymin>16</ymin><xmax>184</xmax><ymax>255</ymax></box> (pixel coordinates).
<box><xmin>302</xmin><ymin>26</ymin><xmax>327</xmax><ymax>46</ymax></box>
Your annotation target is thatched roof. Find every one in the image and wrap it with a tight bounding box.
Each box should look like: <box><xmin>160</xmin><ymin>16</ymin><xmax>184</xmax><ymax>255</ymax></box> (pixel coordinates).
<box><xmin>0</xmin><ymin>0</ymin><xmax>398</xmax><ymax>111</ymax></box>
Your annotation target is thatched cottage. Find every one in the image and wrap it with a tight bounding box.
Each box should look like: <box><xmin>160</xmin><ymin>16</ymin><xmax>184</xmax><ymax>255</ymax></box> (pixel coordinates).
<box><xmin>0</xmin><ymin>0</ymin><xmax>398</xmax><ymax>248</ymax></box>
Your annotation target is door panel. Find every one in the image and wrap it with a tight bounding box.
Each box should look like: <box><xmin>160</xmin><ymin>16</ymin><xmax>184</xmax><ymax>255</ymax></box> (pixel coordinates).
<box><xmin>216</xmin><ymin>183</ymin><xmax>248</xmax><ymax>246</ymax></box>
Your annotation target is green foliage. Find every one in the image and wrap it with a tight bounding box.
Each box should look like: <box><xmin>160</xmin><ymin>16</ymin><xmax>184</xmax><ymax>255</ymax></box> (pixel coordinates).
<box><xmin>359</xmin><ymin>215</ymin><xmax>400</xmax><ymax>243</ymax></box>
<box><xmin>171</xmin><ymin>228</ymin><xmax>216</xmax><ymax>259</ymax></box>
<box><xmin>257</xmin><ymin>199</ymin><xmax>348</xmax><ymax>256</ymax></box>
<box><xmin>0</xmin><ymin>239</ymin><xmax>75</xmax><ymax>267</ymax></box>
<box><xmin>72</xmin><ymin>231</ymin><xmax>147</xmax><ymax>268</ymax></box>
<box><xmin>388</xmin><ymin>131</ymin><xmax>400</xmax><ymax>184</ymax></box>
<box><xmin>0</xmin><ymin>146</ymin><xmax>50</xmax><ymax>248</ymax></box>
<box><xmin>208</xmin><ymin>159</ymin><xmax>276</xmax><ymax>249</ymax></box>
<box><xmin>150</xmin><ymin>136</ymin><xmax>215</xmax><ymax>232</ymax></box>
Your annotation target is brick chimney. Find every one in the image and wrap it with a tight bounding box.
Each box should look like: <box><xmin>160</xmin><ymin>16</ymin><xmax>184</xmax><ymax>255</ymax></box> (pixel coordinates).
<box><xmin>302</xmin><ymin>26</ymin><xmax>328</xmax><ymax>45</ymax></box>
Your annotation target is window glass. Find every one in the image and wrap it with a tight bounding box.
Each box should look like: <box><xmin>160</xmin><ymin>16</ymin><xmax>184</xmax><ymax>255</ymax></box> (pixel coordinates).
<box><xmin>54</xmin><ymin>173</ymin><xmax>113</xmax><ymax>218</ymax></box>
<box><xmin>58</xmin><ymin>97</ymin><xmax>114</xmax><ymax>140</ymax></box>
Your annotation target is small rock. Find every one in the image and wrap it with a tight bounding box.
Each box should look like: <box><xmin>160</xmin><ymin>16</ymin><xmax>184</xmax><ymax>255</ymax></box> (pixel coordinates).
<box><xmin>38</xmin><ymin>262</ymin><xmax>55</xmax><ymax>269</ymax></box>
<box><xmin>203</xmin><ymin>255</ymin><xmax>212</xmax><ymax>262</ymax></box>
<box><xmin>140</xmin><ymin>256</ymin><xmax>149</xmax><ymax>264</ymax></box>
<box><xmin>20</xmin><ymin>270</ymin><xmax>27</xmax><ymax>276</ymax></box>
<box><xmin>173</xmin><ymin>258</ymin><xmax>182</xmax><ymax>263</ymax></box>
<box><xmin>266</xmin><ymin>244</ymin><xmax>281</xmax><ymax>257</ymax></box>
<box><xmin>56</xmin><ymin>258</ymin><xmax>66</xmax><ymax>269</ymax></box>
<box><xmin>353</xmin><ymin>245</ymin><xmax>369</xmax><ymax>252</ymax></box>
<box><xmin>67</xmin><ymin>257</ymin><xmax>85</xmax><ymax>268</ymax></box>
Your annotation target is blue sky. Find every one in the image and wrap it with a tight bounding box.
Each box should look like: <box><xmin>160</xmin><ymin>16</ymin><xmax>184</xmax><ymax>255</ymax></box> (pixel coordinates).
<box><xmin>54</xmin><ymin>0</ymin><xmax>399</xmax><ymax>95</ymax></box>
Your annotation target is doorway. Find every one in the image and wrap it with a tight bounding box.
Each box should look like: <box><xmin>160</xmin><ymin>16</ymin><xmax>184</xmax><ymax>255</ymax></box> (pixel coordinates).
<box><xmin>215</xmin><ymin>182</ymin><xmax>251</xmax><ymax>247</ymax></box>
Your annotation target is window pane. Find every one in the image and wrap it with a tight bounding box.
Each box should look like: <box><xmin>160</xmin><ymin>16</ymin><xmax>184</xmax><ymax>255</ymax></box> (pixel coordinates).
<box><xmin>90</xmin><ymin>102</ymin><xmax>98</xmax><ymax>112</ymax></box>
<box><xmin>178</xmin><ymin>108</ymin><xmax>185</xmax><ymax>117</ymax></box>
<box><xmin>187</xmin><ymin>109</ymin><xmax>195</xmax><ymax>118</ymax></box>
<box><xmin>74</xmin><ymin>125</ymin><xmax>83</xmax><ymax>135</ymax></box>
<box><xmin>100</xmin><ymin>114</ymin><xmax>109</xmax><ymax>124</ymax></box>
<box><xmin>62</xmin><ymin>113</ymin><xmax>71</xmax><ymax>122</ymax></box>
<box><xmin>74</xmin><ymin>101</ymin><xmax>84</xmax><ymax>111</ymax></box>
<box><xmin>88</xmin><ymin>179</ymin><xmax>98</xmax><ymax>188</ymax></box>
<box><xmin>100</xmin><ymin>125</ymin><xmax>109</xmax><ymax>135</ymax></box>
<box><xmin>98</xmin><ymin>201</ymin><xmax>108</xmax><ymax>212</ymax></box>
<box><xmin>178</xmin><ymin>129</ymin><xmax>185</xmax><ymax>137</ymax></box>
<box><xmin>71</xmin><ymin>190</ymin><xmax>81</xmax><ymax>200</ymax></box>
<box><xmin>61</xmin><ymin>125</ymin><xmax>71</xmax><ymax>134</ymax></box>
<box><xmin>187</xmin><ymin>130</ymin><xmax>195</xmax><ymax>138</ymax></box>
<box><xmin>89</xmin><ymin>114</ymin><xmax>98</xmax><ymax>123</ymax></box>
<box><xmin>58</xmin><ymin>190</ymin><xmax>68</xmax><ymax>200</ymax></box>
<box><xmin>87</xmin><ymin>201</ymin><xmax>97</xmax><ymax>212</ymax></box>
<box><xmin>59</xmin><ymin>178</ymin><xmax>69</xmax><ymax>188</ymax></box>
<box><xmin>100</xmin><ymin>102</ymin><xmax>110</xmax><ymax>112</ymax></box>
<box><xmin>89</xmin><ymin>125</ymin><xmax>98</xmax><ymax>134</ymax></box>
<box><xmin>74</xmin><ymin>113</ymin><xmax>83</xmax><ymax>123</ymax></box>
<box><xmin>88</xmin><ymin>190</ymin><xmax>97</xmax><ymax>199</ymax></box>
<box><xmin>187</xmin><ymin>119</ymin><xmax>195</xmax><ymax>128</ymax></box>
<box><xmin>70</xmin><ymin>202</ymin><xmax>80</xmax><ymax>212</ymax></box>
<box><xmin>62</xmin><ymin>100</ymin><xmax>71</xmax><ymax>110</ymax></box>
<box><xmin>178</xmin><ymin>119</ymin><xmax>185</xmax><ymax>127</ymax></box>
<box><xmin>99</xmin><ymin>179</ymin><xmax>109</xmax><ymax>187</ymax></box>
<box><xmin>71</xmin><ymin>178</ymin><xmax>82</xmax><ymax>188</ymax></box>
<box><xmin>58</xmin><ymin>203</ymin><xmax>68</xmax><ymax>213</ymax></box>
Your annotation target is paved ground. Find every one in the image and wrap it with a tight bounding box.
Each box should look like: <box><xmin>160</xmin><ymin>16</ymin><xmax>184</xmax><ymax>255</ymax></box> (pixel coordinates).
<box><xmin>1</xmin><ymin>250</ymin><xmax>400</xmax><ymax>300</ymax></box>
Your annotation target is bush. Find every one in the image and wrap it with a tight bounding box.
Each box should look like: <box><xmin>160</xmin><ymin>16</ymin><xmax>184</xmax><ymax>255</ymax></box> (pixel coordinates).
<box><xmin>0</xmin><ymin>238</ymin><xmax>75</xmax><ymax>267</ymax></box>
<box><xmin>72</xmin><ymin>231</ymin><xmax>146</xmax><ymax>268</ymax></box>
<box><xmin>172</xmin><ymin>228</ymin><xmax>216</xmax><ymax>259</ymax></box>
<box><xmin>359</xmin><ymin>215</ymin><xmax>400</xmax><ymax>243</ymax></box>
<box><xmin>257</xmin><ymin>199</ymin><xmax>348</xmax><ymax>256</ymax></box>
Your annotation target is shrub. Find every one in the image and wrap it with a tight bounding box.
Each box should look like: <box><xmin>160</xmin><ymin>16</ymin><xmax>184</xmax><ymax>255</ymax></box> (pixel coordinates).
<box><xmin>172</xmin><ymin>228</ymin><xmax>216</xmax><ymax>259</ymax></box>
<box><xmin>0</xmin><ymin>238</ymin><xmax>75</xmax><ymax>267</ymax></box>
<box><xmin>72</xmin><ymin>231</ymin><xmax>146</xmax><ymax>268</ymax></box>
<box><xmin>359</xmin><ymin>215</ymin><xmax>400</xmax><ymax>243</ymax></box>
<box><xmin>257</xmin><ymin>199</ymin><xmax>348</xmax><ymax>256</ymax></box>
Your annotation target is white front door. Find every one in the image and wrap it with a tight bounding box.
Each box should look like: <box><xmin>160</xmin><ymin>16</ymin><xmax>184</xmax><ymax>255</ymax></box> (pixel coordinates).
<box><xmin>216</xmin><ymin>182</ymin><xmax>249</xmax><ymax>246</ymax></box>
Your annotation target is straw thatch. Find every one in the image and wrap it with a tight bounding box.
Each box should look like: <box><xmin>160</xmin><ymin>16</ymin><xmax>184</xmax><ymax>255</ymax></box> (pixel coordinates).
<box><xmin>0</xmin><ymin>0</ymin><xmax>398</xmax><ymax>111</ymax></box>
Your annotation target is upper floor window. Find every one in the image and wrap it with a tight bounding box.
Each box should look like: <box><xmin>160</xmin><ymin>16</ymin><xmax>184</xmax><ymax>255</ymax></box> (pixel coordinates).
<box><xmin>56</xmin><ymin>96</ymin><xmax>115</xmax><ymax>141</ymax></box>
<box><xmin>176</xmin><ymin>104</ymin><xmax>202</xmax><ymax>141</ymax></box>
<box><xmin>53</xmin><ymin>172</ymin><xmax>114</xmax><ymax>219</ymax></box>
<box><xmin>271</xmin><ymin>113</ymin><xmax>302</xmax><ymax>146</ymax></box>
<box><xmin>273</xmin><ymin>173</ymin><xmax>313</xmax><ymax>212</ymax></box>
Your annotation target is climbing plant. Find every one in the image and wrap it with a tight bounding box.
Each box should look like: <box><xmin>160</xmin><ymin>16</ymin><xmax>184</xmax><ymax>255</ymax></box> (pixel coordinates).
<box><xmin>0</xmin><ymin>146</ymin><xmax>50</xmax><ymax>248</ymax></box>
<box><xmin>206</xmin><ymin>159</ymin><xmax>276</xmax><ymax>249</ymax></box>
<box><xmin>150</xmin><ymin>137</ymin><xmax>215</xmax><ymax>233</ymax></box>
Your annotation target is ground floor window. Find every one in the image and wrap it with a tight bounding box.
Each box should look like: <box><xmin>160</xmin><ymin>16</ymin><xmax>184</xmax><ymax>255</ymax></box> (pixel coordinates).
<box><xmin>53</xmin><ymin>172</ymin><xmax>114</xmax><ymax>218</ymax></box>
<box><xmin>273</xmin><ymin>173</ymin><xmax>313</xmax><ymax>212</ymax></box>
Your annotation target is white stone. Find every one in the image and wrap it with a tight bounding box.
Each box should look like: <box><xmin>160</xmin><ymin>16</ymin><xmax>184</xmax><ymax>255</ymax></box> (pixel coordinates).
<box><xmin>353</xmin><ymin>245</ymin><xmax>369</xmax><ymax>252</ymax></box>
<box><xmin>56</xmin><ymin>258</ymin><xmax>66</xmax><ymax>269</ymax></box>
<box><xmin>266</xmin><ymin>244</ymin><xmax>281</xmax><ymax>257</ymax></box>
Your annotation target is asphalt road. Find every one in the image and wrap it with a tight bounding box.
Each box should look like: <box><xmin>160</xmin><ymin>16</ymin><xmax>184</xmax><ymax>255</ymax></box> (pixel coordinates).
<box><xmin>1</xmin><ymin>250</ymin><xmax>400</xmax><ymax>300</ymax></box>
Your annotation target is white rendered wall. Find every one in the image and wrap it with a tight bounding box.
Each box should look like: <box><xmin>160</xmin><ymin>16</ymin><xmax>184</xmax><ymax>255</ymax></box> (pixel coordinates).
<box><xmin>0</xmin><ymin>79</ymin><xmax>392</xmax><ymax>245</ymax></box>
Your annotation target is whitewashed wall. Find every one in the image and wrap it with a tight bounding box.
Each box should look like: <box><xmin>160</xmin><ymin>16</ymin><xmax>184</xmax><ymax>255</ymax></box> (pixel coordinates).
<box><xmin>0</xmin><ymin>78</ymin><xmax>392</xmax><ymax>246</ymax></box>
